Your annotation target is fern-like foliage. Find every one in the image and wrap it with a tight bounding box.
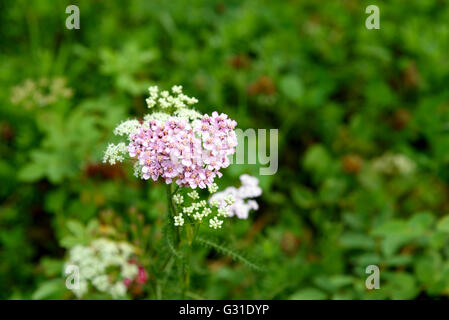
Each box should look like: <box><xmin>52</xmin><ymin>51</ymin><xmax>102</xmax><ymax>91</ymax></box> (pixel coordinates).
<box><xmin>196</xmin><ymin>236</ymin><xmax>264</xmax><ymax>272</ymax></box>
<box><xmin>162</xmin><ymin>221</ymin><xmax>182</xmax><ymax>260</ymax></box>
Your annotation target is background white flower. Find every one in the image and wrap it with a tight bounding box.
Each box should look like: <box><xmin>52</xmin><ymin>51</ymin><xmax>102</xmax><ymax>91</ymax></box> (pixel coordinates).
<box><xmin>209</xmin><ymin>174</ymin><xmax>262</xmax><ymax>219</ymax></box>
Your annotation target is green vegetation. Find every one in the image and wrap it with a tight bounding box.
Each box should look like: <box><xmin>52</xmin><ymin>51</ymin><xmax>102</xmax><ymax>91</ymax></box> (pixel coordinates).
<box><xmin>1</xmin><ymin>0</ymin><xmax>449</xmax><ymax>299</ymax></box>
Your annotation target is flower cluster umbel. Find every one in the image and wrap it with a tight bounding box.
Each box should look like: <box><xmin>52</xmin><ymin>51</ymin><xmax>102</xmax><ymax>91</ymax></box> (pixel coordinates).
<box><xmin>210</xmin><ymin>174</ymin><xmax>262</xmax><ymax>219</ymax></box>
<box><xmin>65</xmin><ymin>238</ymin><xmax>147</xmax><ymax>299</ymax></box>
<box><xmin>104</xmin><ymin>85</ymin><xmax>237</xmax><ymax>189</ymax></box>
<box><xmin>172</xmin><ymin>184</ymin><xmax>237</xmax><ymax>229</ymax></box>
<box><xmin>102</xmin><ymin>85</ymin><xmax>263</xmax><ymax>230</ymax></box>
<box><xmin>11</xmin><ymin>77</ymin><xmax>73</xmax><ymax>109</ymax></box>
<box><xmin>129</xmin><ymin>113</ymin><xmax>237</xmax><ymax>188</ymax></box>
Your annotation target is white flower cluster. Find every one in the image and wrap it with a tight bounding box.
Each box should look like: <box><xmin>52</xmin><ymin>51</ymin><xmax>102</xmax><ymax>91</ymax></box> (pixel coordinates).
<box><xmin>146</xmin><ymin>85</ymin><xmax>198</xmax><ymax>109</ymax></box>
<box><xmin>103</xmin><ymin>142</ymin><xmax>128</xmax><ymax>165</ymax></box>
<box><xmin>64</xmin><ymin>239</ymin><xmax>138</xmax><ymax>299</ymax></box>
<box><xmin>208</xmin><ymin>183</ymin><xmax>219</xmax><ymax>193</ymax></box>
<box><xmin>372</xmin><ymin>153</ymin><xmax>416</xmax><ymax>175</ymax></box>
<box><xmin>209</xmin><ymin>174</ymin><xmax>262</xmax><ymax>219</ymax></box>
<box><xmin>187</xmin><ymin>191</ymin><xmax>200</xmax><ymax>200</ymax></box>
<box><xmin>209</xmin><ymin>216</ymin><xmax>223</xmax><ymax>229</ymax></box>
<box><xmin>173</xmin><ymin>107</ymin><xmax>203</xmax><ymax>123</ymax></box>
<box><xmin>113</xmin><ymin>119</ymin><xmax>141</xmax><ymax>137</ymax></box>
<box><xmin>182</xmin><ymin>199</ymin><xmax>210</xmax><ymax>221</ymax></box>
<box><xmin>173</xmin><ymin>185</ymin><xmax>234</xmax><ymax>229</ymax></box>
<box><xmin>174</xmin><ymin>214</ymin><xmax>184</xmax><ymax>226</ymax></box>
<box><xmin>11</xmin><ymin>77</ymin><xmax>73</xmax><ymax>109</ymax></box>
<box><xmin>146</xmin><ymin>85</ymin><xmax>202</xmax><ymax>122</ymax></box>
<box><xmin>133</xmin><ymin>162</ymin><xmax>143</xmax><ymax>178</ymax></box>
<box><xmin>173</xmin><ymin>193</ymin><xmax>184</xmax><ymax>204</ymax></box>
<box><xmin>143</xmin><ymin>112</ymin><xmax>170</xmax><ymax>122</ymax></box>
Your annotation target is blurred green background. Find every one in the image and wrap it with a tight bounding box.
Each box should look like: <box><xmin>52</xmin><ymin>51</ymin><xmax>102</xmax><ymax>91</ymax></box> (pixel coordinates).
<box><xmin>2</xmin><ymin>0</ymin><xmax>449</xmax><ymax>299</ymax></box>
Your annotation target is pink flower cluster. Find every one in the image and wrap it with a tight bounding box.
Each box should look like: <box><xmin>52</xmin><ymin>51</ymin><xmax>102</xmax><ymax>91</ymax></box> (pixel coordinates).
<box><xmin>124</xmin><ymin>261</ymin><xmax>148</xmax><ymax>287</ymax></box>
<box><xmin>128</xmin><ymin>112</ymin><xmax>237</xmax><ymax>188</ymax></box>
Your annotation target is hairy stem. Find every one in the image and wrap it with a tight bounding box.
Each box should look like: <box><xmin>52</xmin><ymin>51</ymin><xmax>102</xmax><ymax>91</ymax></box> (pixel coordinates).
<box><xmin>166</xmin><ymin>183</ymin><xmax>191</xmax><ymax>299</ymax></box>
<box><xmin>166</xmin><ymin>184</ymin><xmax>180</xmax><ymax>242</ymax></box>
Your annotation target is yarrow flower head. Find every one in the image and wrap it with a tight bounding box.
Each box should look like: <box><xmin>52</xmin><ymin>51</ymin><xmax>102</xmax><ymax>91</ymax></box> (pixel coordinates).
<box><xmin>209</xmin><ymin>174</ymin><xmax>262</xmax><ymax>219</ymax></box>
<box><xmin>64</xmin><ymin>238</ymin><xmax>147</xmax><ymax>299</ymax></box>
<box><xmin>103</xmin><ymin>85</ymin><xmax>238</xmax><ymax>189</ymax></box>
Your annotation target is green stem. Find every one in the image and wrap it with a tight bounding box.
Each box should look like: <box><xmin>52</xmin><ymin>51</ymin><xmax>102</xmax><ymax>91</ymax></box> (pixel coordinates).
<box><xmin>167</xmin><ymin>184</ymin><xmax>180</xmax><ymax>242</ymax></box>
<box><xmin>166</xmin><ymin>183</ymin><xmax>191</xmax><ymax>299</ymax></box>
<box><xmin>172</xmin><ymin>185</ymin><xmax>180</xmax><ymax>196</ymax></box>
<box><xmin>157</xmin><ymin>256</ymin><xmax>174</xmax><ymax>299</ymax></box>
<box><xmin>192</xmin><ymin>223</ymin><xmax>200</xmax><ymax>244</ymax></box>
